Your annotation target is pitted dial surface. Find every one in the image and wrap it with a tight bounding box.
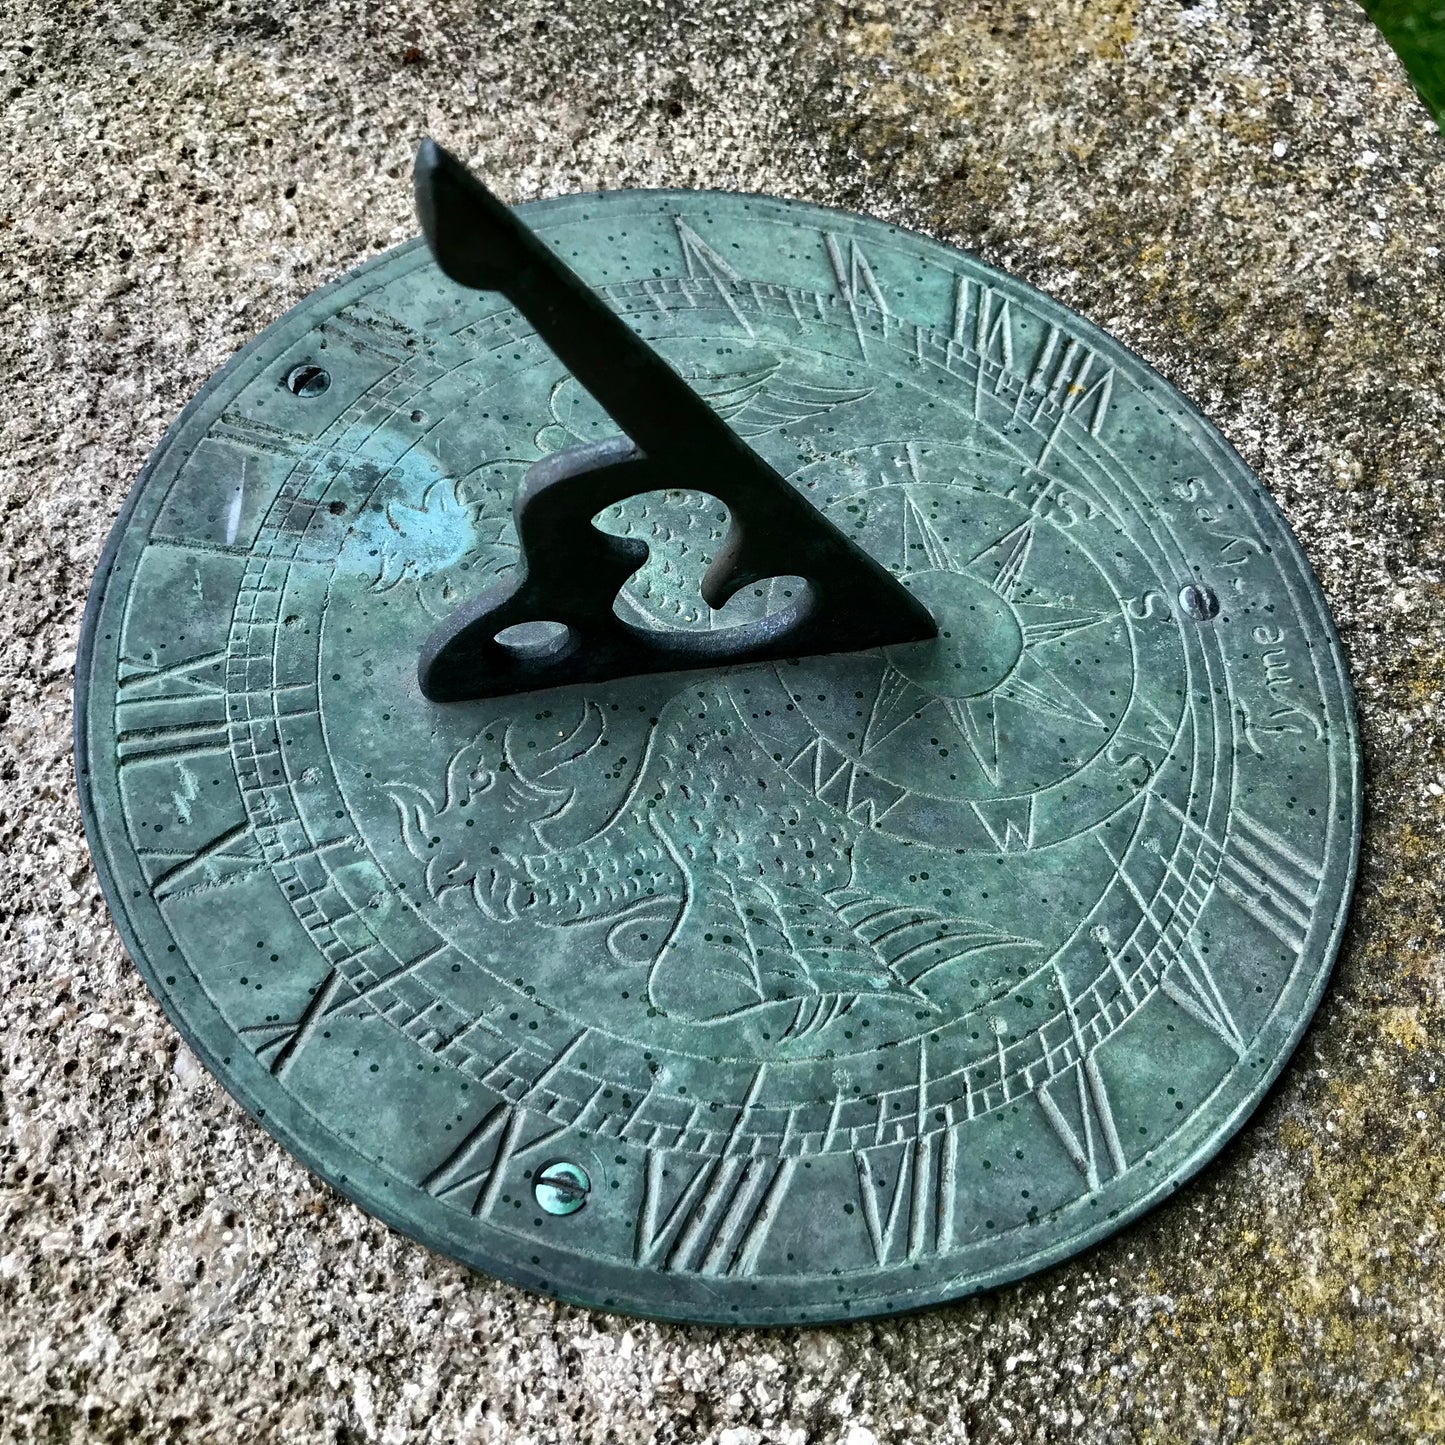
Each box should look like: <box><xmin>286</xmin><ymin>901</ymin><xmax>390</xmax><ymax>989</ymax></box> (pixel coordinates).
<box><xmin>77</xmin><ymin>190</ymin><xmax>1360</xmax><ymax>1324</ymax></box>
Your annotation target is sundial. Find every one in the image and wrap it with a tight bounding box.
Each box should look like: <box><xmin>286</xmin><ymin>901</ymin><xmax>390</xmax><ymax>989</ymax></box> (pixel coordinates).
<box><xmin>75</xmin><ymin>139</ymin><xmax>1361</xmax><ymax>1325</ymax></box>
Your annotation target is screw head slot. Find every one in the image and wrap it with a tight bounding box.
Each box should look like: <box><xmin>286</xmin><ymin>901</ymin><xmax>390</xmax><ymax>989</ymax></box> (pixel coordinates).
<box><xmin>285</xmin><ymin>363</ymin><xmax>331</xmax><ymax>398</ymax></box>
<box><xmin>1178</xmin><ymin>582</ymin><xmax>1219</xmax><ymax>621</ymax></box>
<box><xmin>534</xmin><ymin>1160</ymin><xmax>590</xmax><ymax>1216</ymax></box>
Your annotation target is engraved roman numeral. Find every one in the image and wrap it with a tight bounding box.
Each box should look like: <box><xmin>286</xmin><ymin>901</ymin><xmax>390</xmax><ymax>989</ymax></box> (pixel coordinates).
<box><xmin>675</xmin><ymin>217</ymin><xmax>744</xmax><ymax>287</ymax></box>
<box><xmin>1038</xmin><ymin>966</ymin><xmax>1129</xmax><ymax>1190</ymax></box>
<box><xmin>209</xmin><ymin>414</ymin><xmax>343</xmax><ymax>464</ymax></box>
<box><xmin>142</xmin><ymin>820</ymin><xmax>266</xmax><ymax>900</ymax></box>
<box><xmin>946</xmin><ymin>276</ymin><xmax>1019</xmax><ymax>414</ymax></box>
<box><xmin>1037</xmin><ymin>1054</ymin><xmax>1128</xmax><ymax>1190</ymax></box>
<box><xmin>1026</xmin><ymin>327</ymin><xmax>1116</xmax><ymax>464</ymax></box>
<box><xmin>421</xmin><ymin>1102</ymin><xmax>567</xmax><ymax>1216</ymax></box>
<box><xmin>854</xmin><ymin>1128</ymin><xmax>957</xmax><ymax>1265</ymax></box>
<box><xmin>826</xmin><ymin>234</ymin><xmax>889</xmax><ymax>356</ymax></box>
<box><xmin>972</xmin><ymin>286</ymin><xmax>1016</xmax><ymax>418</ymax></box>
<box><xmin>1160</xmin><ymin>949</ymin><xmax>1244</xmax><ymax>1054</ymax></box>
<box><xmin>118</xmin><ymin>649</ymin><xmax>228</xmax><ymax>695</ymax></box>
<box><xmin>950</xmin><ymin>273</ymin><xmax>970</xmax><ymax>345</ymax></box>
<box><xmin>117</xmin><ymin>716</ymin><xmax>232</xmax><ymax>767</ymax></box>
<box><xmin>1025</xmin><ymin>323</ymin><xmax>1063</xmax><ymax>398</ymax></box>
<box><xmin>827</xmin><ymin>234</ymin><xmax>888</xmax><ymax>313</ymax></box>
<box><xmin>1215</xmin><ymin>811</ymin><xmax>1322</xmax><ymax>952</ymax></box>
<box><xmin>240</xmin><ymin>966</ymin><xmax>348</xmax><ymax>1076</ymax></box>
<box><xmin>320</xmin><ymin>305</ymin><xmax>416</xmax><ymax>362</ymax></box>
<box><xmin>673</xmin><ymin>217</ymin><xmax>754</xmax><ymax>337</ymax></box>
<box><xmin>950</xmin><ymin>277</ymin><xmax>1016</xmax><ymax>366</ymax></box>
<box><xmin>1157</xmin><ymin>796</ymin><xmax>1323</xmax><ymax>954</ymax></box>
<box><xmin>634</xmin><ymin>1150</ymin><xmax>795</xmax><ymax>1275</ymax></box>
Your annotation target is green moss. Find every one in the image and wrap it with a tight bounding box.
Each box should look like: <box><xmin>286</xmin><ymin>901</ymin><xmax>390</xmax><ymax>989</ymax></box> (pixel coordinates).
<box><xmin>1363</xmin><ymin>1</ymin><xmax>1445</xmax><ymax>126</ymax></box>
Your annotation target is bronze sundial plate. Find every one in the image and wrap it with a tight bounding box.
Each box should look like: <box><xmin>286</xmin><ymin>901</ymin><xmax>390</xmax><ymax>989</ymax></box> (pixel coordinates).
<box><xmin>76</xmin><ymin>191</ymin><xmax>1361</xmax><ymax>1325</ymax></box>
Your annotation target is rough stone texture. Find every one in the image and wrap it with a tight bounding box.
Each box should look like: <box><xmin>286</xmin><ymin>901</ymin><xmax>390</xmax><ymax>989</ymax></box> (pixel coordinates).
<box><xmin>1</xmin><ymin>0</ymin><xmax>1442</xmax><ymax>1440</ymax></box>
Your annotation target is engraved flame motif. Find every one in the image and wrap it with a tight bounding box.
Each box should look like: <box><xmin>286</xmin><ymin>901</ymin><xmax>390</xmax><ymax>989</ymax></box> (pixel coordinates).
<box><xmin>339</xmin><ymin>472</ymin><xmax>524</xmax><ymax>621</ymax></box>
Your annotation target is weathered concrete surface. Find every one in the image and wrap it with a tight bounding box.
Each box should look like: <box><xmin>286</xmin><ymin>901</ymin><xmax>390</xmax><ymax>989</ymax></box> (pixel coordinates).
<box><xmin>2</xmin><ymin>0</ymin><xmax>1442</xmax><ymax>1440</ymax></box>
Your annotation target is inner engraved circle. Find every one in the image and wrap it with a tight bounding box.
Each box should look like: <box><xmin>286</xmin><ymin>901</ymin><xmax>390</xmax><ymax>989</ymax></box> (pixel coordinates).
<box><xmin>319</xmin><ymin>302</ymin><xmax>1192</xmax><ymax>1108</ymax></box>
<box><xmin>886</xmin><ymin>568</ymin><xmax>1023</xmax><ymax>698</ymax></box>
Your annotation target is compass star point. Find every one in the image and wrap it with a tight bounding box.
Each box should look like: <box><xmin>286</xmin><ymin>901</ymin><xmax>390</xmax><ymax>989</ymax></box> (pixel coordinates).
<box><xmin>902</xmin><ymin>493</ymin><xmax>953</xmax><ymax>573</ymax></box>
<box><xmin>860</xmin><ymin>669</ymin><xmax>934</xmax><ymax>753</ymax></box>
<box><xmin>1017</xmin><ymin>603</ymin><xmax>1112</xmax><ymax>648</ymax></box>
<box><xmin>997</xmin><ymin>654</ymin><xmax>1107</xmax><ymax>731</ymax></box>
<box><xmin>941</xmin><ymin>696</ymin><xmax>1002</xmax><ymax>787</ymax></box>
<box><xmin>969</xmin><ymin>519</ymin><xmax>1037</xmax><ymax>601</ymax></box>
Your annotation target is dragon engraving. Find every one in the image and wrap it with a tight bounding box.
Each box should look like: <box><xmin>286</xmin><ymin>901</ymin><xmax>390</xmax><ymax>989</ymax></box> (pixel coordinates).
<box><xmin>390</xmin><ymin>692</ymin><xmax>1031</xmax><ymax>1035</ymax></box>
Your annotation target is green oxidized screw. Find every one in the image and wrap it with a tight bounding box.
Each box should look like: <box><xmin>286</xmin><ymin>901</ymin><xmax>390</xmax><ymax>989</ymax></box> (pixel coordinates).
<box><xmin>533</xmin><ymin>1160</ymin><xmax>590</xmax><ymax>1216</ymax></box>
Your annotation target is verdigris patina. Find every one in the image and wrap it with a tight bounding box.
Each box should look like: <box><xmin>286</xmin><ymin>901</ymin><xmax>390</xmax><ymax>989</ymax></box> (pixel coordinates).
<box><xmin>74</xmin><ymin>134</ymin><xmax>1359</xmax><ymax>1324</ymax></box>
<box><xmin>5</xmin><ymin>0</ymin><xmax>1442</xmax><ymax>1433</ymax></box>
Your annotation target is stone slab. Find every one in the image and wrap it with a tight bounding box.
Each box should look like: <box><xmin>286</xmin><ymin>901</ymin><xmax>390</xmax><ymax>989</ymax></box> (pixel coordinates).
<box><xmin>2</xmin><ymin>0</ymin><xmax>1443</xmax><ymax>1439</ymax></box>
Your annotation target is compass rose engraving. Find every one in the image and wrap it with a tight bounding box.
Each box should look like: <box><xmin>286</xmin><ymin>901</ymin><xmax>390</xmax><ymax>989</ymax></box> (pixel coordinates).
<box><xmin>742</xmin><ymin>462</ymin><xmax>1140</xmax><ymax>852</ymax></box>
<box><xmin>871</xmin><ymin>493</ymin><xmax>1114</xmax><ymax>790</ymax></box>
